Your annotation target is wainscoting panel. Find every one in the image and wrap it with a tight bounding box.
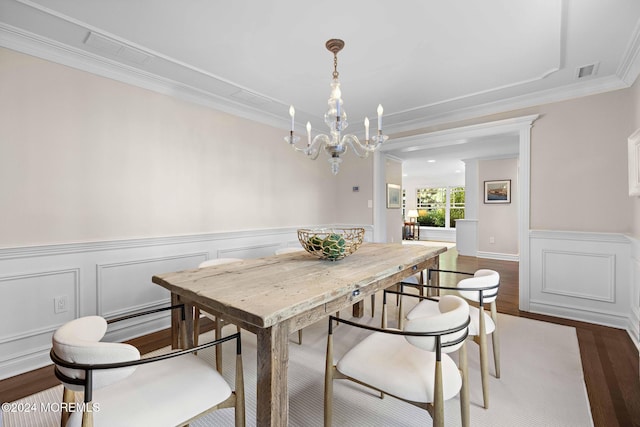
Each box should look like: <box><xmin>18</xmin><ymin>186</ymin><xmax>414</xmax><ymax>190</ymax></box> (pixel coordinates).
<box><xmin>0</xmin><ymin>224</ymin><xmax>373</xmax><ymax>380</ymax></box>
<box><xmin>530</xmin><ymin>230</ymin><xmax>632</xmax><ymax>330</ymax></box>
<box><xmin>0</xmin><ymin>269</ymin><xmax>80</xmax><ymax>343</ymax></box>
<box><xmin>97</xmin><ymin>253</ymin><xmax>207</xmax><ymax>318</ymax></box>
<box><xmin>541</xmin><ymin>250</ymin><xmax>615</xmax><ymax>302</ymax></box>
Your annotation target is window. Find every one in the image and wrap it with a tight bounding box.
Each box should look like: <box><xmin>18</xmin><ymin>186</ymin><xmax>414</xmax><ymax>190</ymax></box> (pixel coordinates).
<box><xmin>449</xmin><ymin>186</ymin><xmax>465</xmax><ymax>228</ymax></box>
<box><xmin>416</xmin><ymin>186</ymin><xmax>465</xmax><ymax>228</ymax></box>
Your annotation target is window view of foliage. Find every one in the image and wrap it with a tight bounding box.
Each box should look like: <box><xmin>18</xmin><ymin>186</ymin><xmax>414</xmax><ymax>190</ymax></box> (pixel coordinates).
<box><xmin>416</xmin><ymin>187</ymin><xmax>465</xmax><ymax>228</ymax></box>
<box><xmin>449</xmin><ymin>186</ymin><xmax>465</xmax><ymax>227</ymax></box>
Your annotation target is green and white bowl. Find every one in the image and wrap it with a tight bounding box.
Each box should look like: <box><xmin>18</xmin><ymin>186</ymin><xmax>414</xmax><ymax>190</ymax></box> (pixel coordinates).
<box><xmin>297</xmin><ymin>228</ymin><xmax>365</xmax><ymax>261</ymax></box>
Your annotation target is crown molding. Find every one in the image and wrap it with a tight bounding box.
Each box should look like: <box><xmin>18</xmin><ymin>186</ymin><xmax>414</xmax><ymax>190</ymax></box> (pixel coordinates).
<box><xmin>383</xmin><ymin>114</ymin><xmax>539</xmax><ymax>152</ymax></box>
<box><xmin>2</xmin><ymin>11</ymin><xmax>639</xmax><ymax>136</ymax></box>
<box><xmin>0</xmin><ymin>23</ymin><xmax>290</xmax><ymax>131</ymax></box>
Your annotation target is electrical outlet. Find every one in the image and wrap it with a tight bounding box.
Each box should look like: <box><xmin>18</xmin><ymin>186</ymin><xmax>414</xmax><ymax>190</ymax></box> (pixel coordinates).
<box><xmin>54</xmin><ymin>295</ymin><xmax>68</xmax><ymax>314</ymax></box>
<box><xmin>489</xmin><ymin>236</ymin><xmax>495</xmax><ymax>244</ymax></box>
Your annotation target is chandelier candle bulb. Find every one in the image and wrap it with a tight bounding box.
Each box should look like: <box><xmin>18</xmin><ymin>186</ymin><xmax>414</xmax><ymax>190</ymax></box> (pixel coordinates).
<box><xmin>289</xmin><ymin>105</ymin><xmax>295</xmax><ymax>131</ymax></box>
<box><xmin>364</xmin><ymin>117</ymin><xmax>370</xmax><ymax>141</ymax></box>
<box><xmin>306</xmin><ymin>121</ymin><xmax>311</xmax><ymax>146</ymax></box>
<box><xmin>377</xmin><ymin>104</ymin><xmax>383</xmax><ymax>131</ymax></box>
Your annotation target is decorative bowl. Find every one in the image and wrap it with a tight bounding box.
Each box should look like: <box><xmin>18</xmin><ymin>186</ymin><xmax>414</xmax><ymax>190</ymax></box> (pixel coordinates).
<box><xmin>297</xmin><ymin>228</ymin><xmax>365</xmax><ymax>261</ymax></box>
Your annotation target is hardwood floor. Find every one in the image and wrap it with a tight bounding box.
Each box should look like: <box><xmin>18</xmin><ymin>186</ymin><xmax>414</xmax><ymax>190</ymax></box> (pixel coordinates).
<box><xmin>1</xmin><ymin>248</ymin><xmax>639</xmax><ymax>426</ymax></box>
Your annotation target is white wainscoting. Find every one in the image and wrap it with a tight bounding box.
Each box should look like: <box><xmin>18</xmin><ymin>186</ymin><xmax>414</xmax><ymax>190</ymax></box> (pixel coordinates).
<box><xmin>529</xmin><ymin>230</ymin><xmax>634</xmax><ymax>341</ymax></box>
<box><xmin>418</xmin><ymin>227</ymin><xmax>456</xmax><ymax>243</ymax></box>
<box><xmin>630</xmin><ymin>236</ymin><xmax>640</xmax><ymax>350</ymax></box>
<box><xmin>0</xmin><ymin>224</ymin><xmax>373</xmax><ymax>380</ymax></box>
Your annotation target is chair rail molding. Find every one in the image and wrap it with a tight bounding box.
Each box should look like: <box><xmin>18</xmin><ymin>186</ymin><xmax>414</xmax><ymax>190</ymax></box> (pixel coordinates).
<box><xmin>0</xmin><ymin>224</ymin><xmax>373</xmax><ymax>380</ymax></box>
<box><xmin>530</xmin><ymin>230</ymin><xmax>635</xmax><ymax>344</ymax></box>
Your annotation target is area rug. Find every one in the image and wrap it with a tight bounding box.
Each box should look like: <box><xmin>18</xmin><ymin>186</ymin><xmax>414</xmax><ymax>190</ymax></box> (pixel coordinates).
<box><xmin>2</xmin><ymin>297</ymin><xmax>592</xmax><ymax>427</ymax></box>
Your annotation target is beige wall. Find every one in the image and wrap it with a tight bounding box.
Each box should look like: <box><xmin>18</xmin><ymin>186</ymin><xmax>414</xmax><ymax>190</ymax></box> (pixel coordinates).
<box><xmin>478</xmin><ymin>158</ymin><xmax>518</xmax><ymax>254</ymax></box>
<box><xmin>0</xmin><ymin>48</ymin><xmax>337</xmax><ymax>247</ymax></box>
<box><xmin>3</xmin><ymin>45</ymin><xmax>638</xmax><ymax>247</ymax></box>
<box><xmin>334</xmin><ymin>154</ymin><xmax>374</xmax><ymax>225</ymax></box>
<box><xmin>385</xmin><ymin>157</ymin><xmax>403</xmax><ymax>242</ymax></box>
<box><xmin>631</xmin><ymin>77</ymin><xmax>640</xmax><ymax>239</ymax></box>
<box><xmin>530</xmin><ymin>89</ymin><xmax>635</xmax><ymax>233</ymax></box>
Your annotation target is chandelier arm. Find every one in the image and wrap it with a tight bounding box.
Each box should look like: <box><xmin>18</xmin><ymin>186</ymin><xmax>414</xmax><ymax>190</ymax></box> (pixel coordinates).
<box><xmin>306</xmin><ymin>134</ymin><xmax>331</xmax><ymax>160</ymax></box>
<box><xmin>340</xmin><ymin>134</ymin><xmax>368</xmax><ymax>158</ymax></box>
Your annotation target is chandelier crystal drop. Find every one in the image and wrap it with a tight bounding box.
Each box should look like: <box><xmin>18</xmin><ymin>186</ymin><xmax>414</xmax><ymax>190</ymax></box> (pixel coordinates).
<box><xmin>285</xmin><ymin>39</ymin><xmax>388</xmax><ymax>175</ymax></box>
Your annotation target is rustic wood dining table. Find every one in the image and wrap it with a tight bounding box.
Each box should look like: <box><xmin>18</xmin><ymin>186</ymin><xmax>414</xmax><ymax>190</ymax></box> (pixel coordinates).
<box><xmin>152</xmin><ymin>242</ymin><xmax>446</xmax><ymax>427</ymax></box>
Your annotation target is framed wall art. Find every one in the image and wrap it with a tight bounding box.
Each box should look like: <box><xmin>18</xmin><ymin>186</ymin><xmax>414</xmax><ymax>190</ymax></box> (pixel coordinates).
<box><xmin>484</xmin><ymin>180</ymin><xmax>511</xmax><ymax>204</ymax></box>
<box><xmin>386</xmin><ymin>183</ymin><xmax>401</xmax><ymax>208</ymax></box>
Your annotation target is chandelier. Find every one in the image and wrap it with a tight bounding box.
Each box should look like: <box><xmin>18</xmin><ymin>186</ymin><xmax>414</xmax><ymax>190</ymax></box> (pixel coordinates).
<box><xmin>285</xmin><ymin>39</ymin><xmax>388</xmax><ymax>175</ymax></box>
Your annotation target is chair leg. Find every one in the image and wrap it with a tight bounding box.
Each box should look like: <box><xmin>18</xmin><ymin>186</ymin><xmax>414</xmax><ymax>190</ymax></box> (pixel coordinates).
<box><xmin>298</xmin><ymin>329</ymin><xmax>303</xmax><ymax>345</ymax></box>
<box><xmin>193</xmin><ymin>307</ymin><xmax>200</xmax><ymax>349</ymax></box>
<box><xmin>235</xmin><ymin>345</ymin><xmax>245</xmax><ymax>427</ymax></box>
<box><xmin>478</xmin><ymin>307</ymin><xmax>490</xmax><ymax>409</ymax></box>
<box><xmin>381</xmin><ymin>299</ymin><xmax>388</xmax><ymax>329</ymax></box>
<box><xmin>324</xmin><ymin>332</ymin><xmax>334</xmax><ymax>427</ymax></box>
<box><xmin>370</xmin><ymin>294</ymin><xmax>375</xmax><ymax>317</ymax></box>
<box><xmin>397</xmin><ymin>288</ymin><xmax>405</xmax><ymax>330</ymax></box>
<box><xmin>491</xmin><ymin>302</ymin><xmax>501</xmax><ymax>378</ymax></box>
<box><xmin>433</xmin><ymin>360</ymin><xmax>444</xmax><ymax>427</ymax></box>
<box><xmin>81</xmin><ymin>406</ymin><xmax>94</xmax><ymax>427</ymax></box>
<box><xmin>459</xmin><ymin>342</ymin><xmax>470</xmax><ymax>427</ymax></box>
<box><xmin>61</xmin><ymin>387</ymin><xmax>74</xmax><ymax>427</ymax></box>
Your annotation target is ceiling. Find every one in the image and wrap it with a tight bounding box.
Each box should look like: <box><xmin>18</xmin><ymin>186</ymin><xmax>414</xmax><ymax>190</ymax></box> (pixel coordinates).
<box><xmin>2</xmin><ymin>0</ymin><xmax>640</xmax><ymax>182</ymax></box>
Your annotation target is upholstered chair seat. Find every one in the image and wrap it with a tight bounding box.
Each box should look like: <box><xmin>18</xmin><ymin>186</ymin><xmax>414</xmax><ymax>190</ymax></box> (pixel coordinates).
<box><xmin>325</xmin><ymin>294</ymin><xmax>470</xmax><ymax>427</ymax></box>
<box><xmin>336</xmin><ymin>332</ymin><xmax>462</xmax><ymax>403</ymax></box>
<box><xmin>66</xmin><ymin>354</ymin><xmax>231</xmax><ymax>427</ymax></box>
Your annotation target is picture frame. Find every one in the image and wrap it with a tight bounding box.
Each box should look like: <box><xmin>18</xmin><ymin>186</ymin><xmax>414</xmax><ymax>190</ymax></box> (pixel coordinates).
<box><xmin>386</xmin><ymin>183</ymin><xmax>401</xmax><ymax>208</ymax></box>
<box><xmin>629</xmin><ymin>128</ymin><xmax>640</xmax><ymax>196</ymax></box>
<box><xmin>484</xmin><ymin>180</ymin><xmax>511</xmax><ymax>204</ymax></box>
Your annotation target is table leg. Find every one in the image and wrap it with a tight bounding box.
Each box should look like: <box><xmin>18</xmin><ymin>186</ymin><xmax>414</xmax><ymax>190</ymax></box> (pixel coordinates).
<box><xmin>352</xmin><ymin>300</ymin><xmax>365</xmax><ymax>318</ymax></box>
<box><xmin>170</xmin><ymin>293</ymin><xmax>181</xmax><ymax>349</ymax></box>
<box><xmin>256</xmin><ymin>322</ymin><xmax>289</xmax><ymax>426</ymax></box>
<box><xmin>170</xmin><ymin>293</ymin><xmax>194</xmax><ymax>350</ymax></box>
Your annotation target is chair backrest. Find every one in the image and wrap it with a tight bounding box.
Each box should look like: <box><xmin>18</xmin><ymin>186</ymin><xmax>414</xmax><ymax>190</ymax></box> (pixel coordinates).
<box><xmin>198</xmin><ymin>258</ymin><xmax>243</xmax><ymax>268</ymax></box>
<box><xmin>274</xmin><ymin>247</ymin><xmax>304</xmax><ymax>255</ymax></box>
<box><xmin>456</xmin><ymin>269</ymin><xmax>500</xmax><ymax>303</ymax></box>
<box><xmin>403</xmin><ymin>295</ymin><xmax>469</xmax><ymax>354</ymax></box>
<box><xmin>52</xmin><ymin>316</ymin><xmax>140</xmax><ymax>391</ymax></box>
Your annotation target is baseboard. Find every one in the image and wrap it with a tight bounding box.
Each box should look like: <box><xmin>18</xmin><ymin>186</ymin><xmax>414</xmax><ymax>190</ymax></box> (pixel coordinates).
<box><xmin>477</xmin><ymin>251</ymin><xmax>519</xmax><ymax>261</ymax></box>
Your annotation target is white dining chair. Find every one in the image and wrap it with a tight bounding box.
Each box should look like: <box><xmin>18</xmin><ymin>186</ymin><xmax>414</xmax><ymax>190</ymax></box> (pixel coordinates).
<box><xmin>51</xmin><ymin>307</ymin><xmax>245</xmax><ymax>427</ymax></box>
<box><xmin>403</xmin><ymin>268</ymin><xmax>501</xmax><ymax>409</ymax></box>
<box><xmin>324</xmin><ymin>294</ymin><xmax>470</xmax><ymax>427</ymax></box>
